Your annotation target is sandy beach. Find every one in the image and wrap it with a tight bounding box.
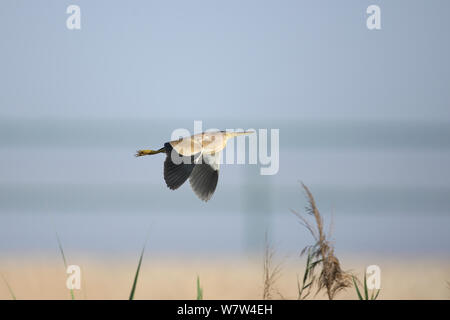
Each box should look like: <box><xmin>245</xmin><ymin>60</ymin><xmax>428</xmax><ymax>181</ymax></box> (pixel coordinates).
<box><xmin>1</xmin><ymin>255</ymin><xmax>449</xmax><ymax>300</ymax></box>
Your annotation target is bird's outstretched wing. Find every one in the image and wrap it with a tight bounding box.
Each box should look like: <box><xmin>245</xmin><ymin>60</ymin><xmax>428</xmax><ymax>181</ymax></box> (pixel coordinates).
<box><xmin>163</xmin><ymin>143</ymin><xmax>199</xmax><ymax>190</ymax></box>
<box><xmin>163</xmin><ymin>142</ymin><xmax>220</xmax><ymax>201</ymax></box>
<box><xmin>189</xmin><ymin>153</ymin><xmax>220</xmax><ymax>202</ymax></box>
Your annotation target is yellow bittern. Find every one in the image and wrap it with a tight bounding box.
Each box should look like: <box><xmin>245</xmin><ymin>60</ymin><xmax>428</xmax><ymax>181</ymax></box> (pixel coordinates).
<box><xmin>136</xmin><ymin>130</ymin><xmax>254</xmax><ymax>201</ymax></box>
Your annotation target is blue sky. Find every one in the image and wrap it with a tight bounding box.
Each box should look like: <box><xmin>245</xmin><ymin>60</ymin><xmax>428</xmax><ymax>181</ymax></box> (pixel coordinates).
<box><xmin>1</xmin><ymin>1</ymin><xmax>450</xmax><ymax>255</ymax></box>
<box><xmin>1</xmin><ymin>0</ymin><xmax>449</xmax><ymax>120</ymax></box>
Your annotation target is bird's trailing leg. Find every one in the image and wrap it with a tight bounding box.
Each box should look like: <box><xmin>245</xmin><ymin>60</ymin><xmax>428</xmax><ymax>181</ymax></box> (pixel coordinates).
<box><xmin>135</xmin><ymin>147</ymin><xmax>165</xmax><ymax>157</ymax></box>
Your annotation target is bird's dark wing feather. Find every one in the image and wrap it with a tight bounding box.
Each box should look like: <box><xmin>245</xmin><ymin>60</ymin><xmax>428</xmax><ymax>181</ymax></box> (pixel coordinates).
<box><xmin>163</xmin><ymin>144</ymin><xmax>198</xmax><ymax>190</ymax></box>
<box><xmin>189</xmin><ymin>158</ymin><xmax>219</xmax><ymax>202</ymax></box>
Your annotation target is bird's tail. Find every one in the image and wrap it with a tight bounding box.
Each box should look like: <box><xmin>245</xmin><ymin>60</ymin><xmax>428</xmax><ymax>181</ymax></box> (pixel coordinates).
<box><xmin>135</xmin><ymin>147</ymin><xmax>165</xmax><ymax>157</ymax></box>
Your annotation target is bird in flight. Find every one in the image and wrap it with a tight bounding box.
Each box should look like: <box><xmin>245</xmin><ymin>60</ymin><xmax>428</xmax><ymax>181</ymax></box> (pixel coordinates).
<box><xmin>136</xmin><ymin>130</ymin><xmax>254</xmax><ymax>201</ymax></box>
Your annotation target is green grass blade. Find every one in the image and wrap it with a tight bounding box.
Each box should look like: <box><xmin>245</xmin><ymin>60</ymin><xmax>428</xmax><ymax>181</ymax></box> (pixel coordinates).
<box><xmin>56</xmin><ymin>233</ymin><xmax>68</xmax><ymax>269</ymax></box>
<box><xmin>129</xmin><ymin>229</ymin><xmax>151</xmax><ymax>300</ymax></box>
<box><xmin>129</xmin><ymin>245</ymin><xmax>146</xmax><ymax>300</ymax></box>
<box><xmin>1</xmin><ymin>274</ymin><xmax>16</xmax><ymax>300</ymax></box>
<box><xmin>363</xmin><ymin>272</ymin><xmax>369</xmax><ymax>300</ymax></box>
<box><xmin>303</xmin><ymin>250</ymin><xmax>312</xmax><ymax>283</ymax></box>
<box><xmin>56</xmin><ymin>233</ymin><xmax>74</xmax><ymax>300</ymax></box>
<box><xmin>352</xmin><ymin>276</ymin><xmax>363</xmax><ymax>300</ymax></box>
<box><xmin>296</xmin><ymin>274</ymin><xmax>302</xmax><ymax>298</ymax></box>
<box><xmin>373</xmin><ymin>289</ymin><xmax>381</xmax><ymax>300</ymax></box>
<box><xmin>196</xmin><ymin>276</ymin><xmax>203</xmax><ymax>300</ymax></box>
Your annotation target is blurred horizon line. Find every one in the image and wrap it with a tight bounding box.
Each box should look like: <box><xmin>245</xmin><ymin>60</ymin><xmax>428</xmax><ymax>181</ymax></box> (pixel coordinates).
<box><xmin>1</xmin><ymin>116</ymin><xmax>450</xmax><ymax>149</ymax></box>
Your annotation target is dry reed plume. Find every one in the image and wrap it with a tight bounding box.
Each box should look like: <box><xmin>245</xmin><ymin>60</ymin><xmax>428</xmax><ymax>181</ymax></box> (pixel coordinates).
<box><xmin>262</xmin><ymin>233</ymin><xmax>282</xmax><ymax>300</ymax></box>
<box><xmin>292</xmin><ymin>183</ymin><xmax>352</xmax><ymax>300</ymax></box>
